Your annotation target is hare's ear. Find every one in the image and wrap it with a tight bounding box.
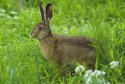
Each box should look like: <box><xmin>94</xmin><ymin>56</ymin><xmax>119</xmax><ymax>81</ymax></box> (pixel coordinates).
<box><xmin>46</xmin><ymin>3</ymin><xmax>52</xmax><ymax>21</ymax></box>
<box><xmin>38</xmin><ymin>0</ymin><xmax>45</xmax><ymax>23</ymax></box>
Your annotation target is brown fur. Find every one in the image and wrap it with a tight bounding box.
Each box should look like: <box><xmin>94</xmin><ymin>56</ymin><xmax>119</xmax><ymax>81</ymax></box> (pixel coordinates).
<box><xmin>30</xmin><ymin>2</ymin><xmax>95</xmax><ymax>75</ymax></box>
<box><xmin>31</xmin><ymin>22</ymin><xmax>95</xmax><ymax>75</ymax></box>
<box><xmin>39</xmin><ymin>34</ymin><xmax>95</xmax><ymax>67</ymax></box>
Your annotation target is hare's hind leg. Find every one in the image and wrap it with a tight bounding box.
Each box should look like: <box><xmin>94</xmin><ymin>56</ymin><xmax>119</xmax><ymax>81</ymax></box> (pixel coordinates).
<box><xmin>59</xmin><ymin>63</ymin><xmax>76</xmax><ymax>76</ymax></box>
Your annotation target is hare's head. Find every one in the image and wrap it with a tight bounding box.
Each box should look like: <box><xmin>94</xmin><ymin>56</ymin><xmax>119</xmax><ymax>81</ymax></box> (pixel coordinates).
<box><xmin>31</xmin><ymin>1</ymin><xmax>52</xmax><ymax>40</ymax></box>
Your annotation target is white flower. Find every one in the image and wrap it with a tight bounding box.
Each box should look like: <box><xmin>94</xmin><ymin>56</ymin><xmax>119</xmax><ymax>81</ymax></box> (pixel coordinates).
<box><xmin>102</xmin><ymin>71</ymin><xmax>106</xmax><ymax>75</ymax></box>
<box><xmin>86</xmin><ymin>70</ymin><xmax>93</xmax><ymax>74</ymax></box>
<box><xmin>110</xmin><ymin>61</ymin><xmax>119</xmax><ymax>68</ymax></box>
<box><xmin>84</xmin><ymin>69</ymin><xmax>106</xmax><ymax>84</ymax></box>
<box><xmin>84</xmin><ymin>70</ymin><xmax>93</xmax><ymax>79</ymax></box>
<box><xmin>75</xmin><ymin>65</ymin><xmax>85</xmax><ymax>74</ymax></box>
<box><xmin>84</xmin><ymin>69</ymin><xmax>105</xmax><ymax>79</ymax></box>
<box><xmin>91</xmin><ymin>70</ymin><xmax>105</xmax><ymax>77</ymax></box>
<box><xmin>85</xmin><ymin>77</ymin><xmax>92</xmax><ymax>84</ymax></box>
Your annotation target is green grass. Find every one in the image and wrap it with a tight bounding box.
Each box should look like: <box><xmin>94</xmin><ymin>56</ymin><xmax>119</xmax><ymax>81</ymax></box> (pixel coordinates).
<box><xmin>0</xmin><ymin>0</ymin><xmax>125</xmax><ymax>84</ymax></box>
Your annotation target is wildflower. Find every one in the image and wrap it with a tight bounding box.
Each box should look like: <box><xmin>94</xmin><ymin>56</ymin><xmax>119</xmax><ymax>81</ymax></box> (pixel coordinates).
<box><xmin>92</xmin><ymin>70</ymin><xmax>105</xmax><ymax>77</ymax></box>
<box><xmin>84</xmin><ymin>70</ymin><xmax>105</xmax><ymax>79</ymax></box>
<box><xmin>84</xmin><ymin>69</ymin><xmax>106</xmax><ymax>84</ymax></box>
<box><xmin>75</xmin><ymin>65</ymin><xmax>85</xmax><ymax>74</ymax></box>
<box><xmin>110</xmin><ymin>61</ymin><xmax>119</xmax><ymax>68</ymax></box>
<box><xmin>85</xmin><ymin>77</ymin><xmax>92</xmax><ymax>84</ymax></box>
<box><xmin>84</xmin><ymin>70</ymin><xmax>93</xmax><ymax>79</ymax></box>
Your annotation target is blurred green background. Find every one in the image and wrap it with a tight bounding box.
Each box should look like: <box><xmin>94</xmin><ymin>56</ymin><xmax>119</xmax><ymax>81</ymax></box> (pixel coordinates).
<box><xmin>0</xmin><ymin>0</ymin><xmax>125</xmax><ymax>84</ymax></box>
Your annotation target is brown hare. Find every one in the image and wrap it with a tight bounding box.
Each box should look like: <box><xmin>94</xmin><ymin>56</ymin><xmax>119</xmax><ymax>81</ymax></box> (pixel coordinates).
<box><xmin>30</xmin><ymin>1</ymin><xmax>95</xmax><ymax>74</ymax></box>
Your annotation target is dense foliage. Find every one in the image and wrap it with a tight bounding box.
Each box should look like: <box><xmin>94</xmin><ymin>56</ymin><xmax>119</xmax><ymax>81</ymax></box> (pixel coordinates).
<box><xmin>0</xmin><ymin>0</ymin><xmax>125</xmax><ymax>84</ymax></box>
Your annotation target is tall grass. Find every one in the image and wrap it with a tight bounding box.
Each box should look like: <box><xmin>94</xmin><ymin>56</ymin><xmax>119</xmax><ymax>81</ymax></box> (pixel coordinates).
<box><xmin>0</xmin><ymin>0</ymin><xmax>125</xmax><ymax>84</ymax></box>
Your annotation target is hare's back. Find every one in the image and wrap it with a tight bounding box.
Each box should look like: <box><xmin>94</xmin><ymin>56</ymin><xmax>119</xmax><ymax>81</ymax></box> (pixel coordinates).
<box><xmin>54</xmin><ymin>35</ymin><xmax>95</xmax><ymax>66</ymax></box>
<box><xmin>54</xmin><ymin>35</ymin><xmax>94</xmax><ymax>48</ymax></box>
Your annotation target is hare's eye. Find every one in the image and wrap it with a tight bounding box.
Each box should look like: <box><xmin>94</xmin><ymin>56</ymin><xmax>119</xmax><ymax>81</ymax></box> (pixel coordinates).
<box><xmin>37</xmin><ymin>27</ymin><xmax>42</xmax><ymax>30</ymax></box>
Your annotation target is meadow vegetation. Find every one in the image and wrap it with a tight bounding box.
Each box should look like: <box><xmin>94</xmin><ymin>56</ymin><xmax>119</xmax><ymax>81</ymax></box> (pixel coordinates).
<box><xmin>0</xmin><ymin>0</ymin><xmax>125</xmax><ymax>84</ymax></box>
